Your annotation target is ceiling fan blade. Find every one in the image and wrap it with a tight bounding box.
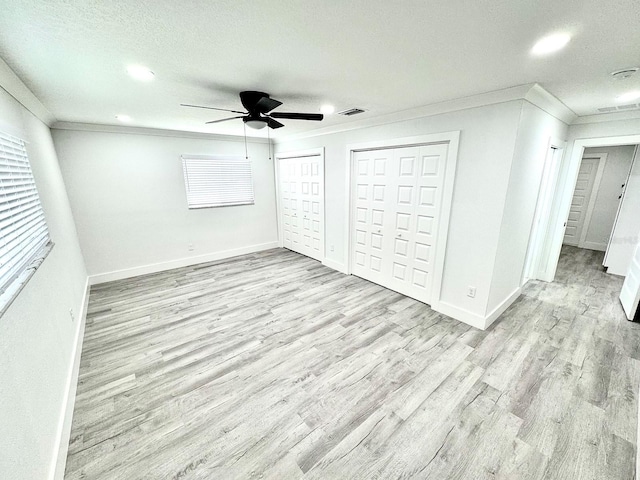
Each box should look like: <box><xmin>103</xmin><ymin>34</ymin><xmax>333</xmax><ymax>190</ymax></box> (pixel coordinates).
<box><xmin>269</xmin><ymin>112</ymin><xmax>324</xmax><ymax>121</ymax></box>
<box><xmin>181</xmin><ymin>104</ymin><xmax>247</xmax><ymax>114</ymax></box>
<box><xmin>267</xmin><ymin>118</ymin><xmax>285</xmax><ymax>129</ymax></box>
<box><xmin>205</xmin><ymin>116</ymin><xmax>245</xmax><ymax>124</ymax></box>
<box><xmin>256</xmin><ymin>96</ymin><xmax>283</xmax><ymax>114</ymax></box>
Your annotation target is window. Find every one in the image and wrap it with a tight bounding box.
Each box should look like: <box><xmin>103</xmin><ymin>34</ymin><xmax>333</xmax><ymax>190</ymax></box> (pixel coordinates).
<box><xmin>181</xmin><ymin>155</ymin><xmax>255</xmax><ymax>209</ymax></box>
<box><xmin>0</xmin><ymin>130</ymin><xmax>52</xmax><ymax>315</ymax></box>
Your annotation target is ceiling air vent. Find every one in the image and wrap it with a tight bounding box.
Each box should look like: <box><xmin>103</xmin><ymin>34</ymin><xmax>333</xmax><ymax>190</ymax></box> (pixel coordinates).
<box><xmin>597</xmin><ymin>104</ymin><xmax>640</xmax><ymax>114</ymax></box>
<box><xmin>610</xmin><ymin>68</ymin><xmax>639</xmax><ymax>80</ymax></box>
<box><xmin>338</xmin><ymin>108</ymin><xmax>366</xmax><ymax>116</ymax></box>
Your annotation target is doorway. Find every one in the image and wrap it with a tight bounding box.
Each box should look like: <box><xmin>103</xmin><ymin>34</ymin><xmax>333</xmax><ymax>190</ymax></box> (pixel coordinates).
<box><xmin>275</xmin><ymin>148</ymin><xmax>325</xmax><ymax>262</ymax></box>
<box><xmin>345</xmin><ymin>132</ymin><xmax>460</xmax><ymax>309</ymax></box>
<box><xmin>538</xmin><ymin>135</ymin><xmax>640</xmax><ymax>283</ymax></box>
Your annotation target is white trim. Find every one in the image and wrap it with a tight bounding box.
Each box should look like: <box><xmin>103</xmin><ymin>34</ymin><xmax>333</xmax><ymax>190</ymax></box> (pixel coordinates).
<box><xmin>51</xmin><ymin>277</ymin><xmax>90</xmax><ymax>480</ymax></box>
<box><xmin>278</xmin><ymin>84</ymin><xmax>573</xmax><ymax>143</ymax></box>
<box><xmin>344</xmin><ymin>131</ymin><xmax>460</xmax><ymax>314</ymax></box>
<box><xmin>432</xmin><ymin>301</ymin><xmax>487</xmax><ymax>330</ymax></box>
<box><xmin>578</xmin><ymin>153</ymin><xmax>608</xmax><ymax>248</ymax></box>
<box><xmin>0</xmin><ymin>57</ymin><xmax>55</xmax><ymax>126</ymax></box>
<box><xmin>322</xmin><ymin>258</ymin><xmax>348</xmax><ymax>274</ymax></box>
<box><xmin>546</xmin><ymin>135</ymin><xmax>640</xmax><ymax>282</ymax></box>
<box><xmin>581</xmin><ymin>241</ymin><xmax>607</xmax><ymax>252</ymax></box>
<box><xmin>433</xmin><ymin>287</ymin><xmax>522</xmax><ymax>331</ymax></box>
<box><xmin>88</xmin><ymin>241</ymin><xmax>279</xmax><ymax>285</ymax></box>
<box><xmin>572</xmin><ymin>110</ymin><xmax>640</xmax><ymax>125</ymax></box>
<box><xmin>523</xmin><ymin>139</ymin><xmax>566</xmax><ymax>283</ymax></box>
<box><xmin>52</xmin><ymin>122</ymin><xmax>271</xmax><ymax>143</ymax></box>
<box><xmin>523</xmin><ymin>84</ymin><xmax>577</xmax><ymax>125</ymax></box>
<box><xmin>484</xmin><ymin>287</ymin><xmax>522</xmax><ymax>329</ymax></box>
<box><xmin>274</xmin><ymin>148</ymin><xmax>326</xmax><ymax>261</ymax></box>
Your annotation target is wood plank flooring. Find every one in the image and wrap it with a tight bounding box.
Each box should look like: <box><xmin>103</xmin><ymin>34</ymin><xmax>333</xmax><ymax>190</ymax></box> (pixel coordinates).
<box><xmin>65</xmin><ymin>246</ymin><xmax>640</xmax><ymax>479</ymax></box>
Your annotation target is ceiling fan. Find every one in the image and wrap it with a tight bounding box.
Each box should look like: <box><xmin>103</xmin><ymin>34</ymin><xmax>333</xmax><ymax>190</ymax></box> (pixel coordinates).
<box><xmin>181</xmin><ymin>91</ymin><xmax>324</xmax><ymax>129</ymax></box>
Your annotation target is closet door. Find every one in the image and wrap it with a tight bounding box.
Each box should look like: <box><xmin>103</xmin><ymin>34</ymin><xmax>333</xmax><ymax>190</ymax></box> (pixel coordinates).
<box><xmin>351</xmin><ymin>144</ymin><xmax>448</xmax><ymax>305</ymax></box>
<box><xmin>278</xmin><ymin>154</ymin><xmax>324</xmax><ymax>262</ymax></box>
<box><xmin>352</xmin><ymin>149</ymin><xmax>394</xmax><ymax>285</ymax></box>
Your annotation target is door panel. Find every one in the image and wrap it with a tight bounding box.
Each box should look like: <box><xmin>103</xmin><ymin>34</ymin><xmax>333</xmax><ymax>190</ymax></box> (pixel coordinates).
<box><xmin>278</xmin><ymin>155</ymin><xmax>324</xmax><ymax>262</ymax></box>
<box><xmin>351</xmin><ymin>144</ymin><xmax>448</xmax><ymax>305</ymax></box>
<box><xmin>620</xmin><ymin>239</ymin><xmax>640</xmax><ymax>320</ymax></box>
<box><xmin>564</xmin><ymin>157</ymin><xmax>598</xmax><ymax>245</ymax></box>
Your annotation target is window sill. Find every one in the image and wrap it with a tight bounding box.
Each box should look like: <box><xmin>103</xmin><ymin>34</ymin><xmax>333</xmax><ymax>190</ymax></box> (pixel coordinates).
<box><xmin>0</xmin><ymin>241</ymin><xmax>54</xmax><ymax>318</ymax></box>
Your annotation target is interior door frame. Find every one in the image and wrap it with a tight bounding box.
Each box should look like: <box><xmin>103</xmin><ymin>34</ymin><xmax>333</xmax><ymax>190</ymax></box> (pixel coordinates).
<box><xmin>344</xmin><ymin>132</ymin><xmax>460</xmax><ymax>309</ymax></box>
<box><xmin>576</xmin><ymin>152</ymin><xmax>608</xmax><ymax>249</ymax></box>
<box><xmin>274</xmin><ymin>147</ymin><xmax>326</xmax><ymax>261</ymax></box>
<box><xmin>522</xmin><ymin>138</ymin><xmax>566</xmax><ymax>283</ymax></box>
<box><xmin>544</xmin><ymin>134</ymin><xmax>640</xmax><ymax>282</ymax></box>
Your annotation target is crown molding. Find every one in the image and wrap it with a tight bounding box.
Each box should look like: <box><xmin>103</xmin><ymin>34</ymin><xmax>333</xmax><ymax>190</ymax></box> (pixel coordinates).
<box><xmin>571</xmin><ymin>109</ymin><xmax>640</xmax><ymax>125</ymax></box>
<box><xmin>0</xmin><ymin>56</ymin><xmax>56</xmax><ymax>126</ymax></box>
<box><xmin>277</xmin><ymin>83</ymin><xmax>575</xmax><ymax>143</ymax></box>
<box><xmin>51</xmin><ymin>121</ymin><xmax>271</xmax><ymax>143</ymax></box>
<box><xmin>524</xmin><ymin>83</ymin><xmax>577</xmax><ymax>125</ymax></box>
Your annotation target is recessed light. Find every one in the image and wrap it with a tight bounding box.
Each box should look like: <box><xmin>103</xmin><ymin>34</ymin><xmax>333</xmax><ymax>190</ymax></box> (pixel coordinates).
<box><xmin>531</xmin><ymin>33</ymin><xmax>571</xmax><ymax>55</ymax></box>
<box><xmin>116</xmin><ymin>114</ymin><xmax>132</xmax><ymax>122</ymax></box>
<box><xmin>320</xmin><ymin>104</ymin><xmax>335</xmax><ymax>115</ymax></box>
<box><xmin>126</xmin><ymin>65</ymin><xmax>155</xmax><ymax>81</ymax></box>
<box><xmin>617</xmin><ymin>91</ymin><xmax>640</xmax><ymax>102</ymax></box>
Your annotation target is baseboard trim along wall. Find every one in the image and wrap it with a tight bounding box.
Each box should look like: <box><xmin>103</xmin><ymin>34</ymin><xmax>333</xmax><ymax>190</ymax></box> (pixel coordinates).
<box><xmin>322</xmin><ymin>258</ymin><xmax>348</xmax><ymax>274</ymax></box>
<box><xmin>484</xmin><ymin>287</ymin><xmax>523</xmax><ymax>330</ymax></box>
<box><xmin>432</xmin><ymin>301</ymin><xmax>487</xmax><ymax>330</ymax></box>
<box><xmin>52</xmin><ymin>278</ymin><xmax>90</xmax><ymax>480</ymax></box>
<box><xmin>580</xmin><ymin>241</ymin><xmax>607</xmax><ymax>252</ymax></box>
<box><xmin>88</xmin><ymin>241</ymin><xmax>280</xmax><ymax>285</ymax></box>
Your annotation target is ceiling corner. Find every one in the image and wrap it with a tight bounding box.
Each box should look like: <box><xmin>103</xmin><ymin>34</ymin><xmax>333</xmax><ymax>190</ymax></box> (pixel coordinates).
<box><xmin>524</xmin><ymin>83</ymin><xmax>577</xmax><ymax>125</ymax></box>
<box><xmin>0</xmin><ymin>56</ymin><xmax>56</xmax><ymax>126</ymax></box>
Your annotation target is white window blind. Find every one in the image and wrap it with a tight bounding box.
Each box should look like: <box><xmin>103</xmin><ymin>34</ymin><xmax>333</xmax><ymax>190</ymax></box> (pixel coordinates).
<box><xmin>181</xmin><ymin>155</ymin><xmax>255</xmax><ymax>209</ymax></box>
<box><xmin>0</xmin><ymin>130</ymin><xmax>51</xmax><ymax>313</ymax></box>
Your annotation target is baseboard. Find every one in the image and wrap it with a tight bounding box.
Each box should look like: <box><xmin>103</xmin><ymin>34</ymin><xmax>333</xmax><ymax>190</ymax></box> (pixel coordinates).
<box><xmin>88</xmin><ymin>241</ymin><xmax>280</xmax><ymax>285</ymax></box>
<box><xmin>579</xmin><ymin>241</ymin><xmax>607</xmax><ymax>252</ymax></box>
<box><xmin>432</xmin><ymin>301</ymin><xmax>487</xmax><ymax>330</ymax></box>
<box><xmin>322</xmin><ymin>258</ymin><xmax>348</xmax><ymax>274</ymax></box>
<box><xmin>484</xmin><ymin>287</ymin><xmax>522</xmax><ymax>329</ymax></box>
<box><xmin>51</xmin><ymin>277</ymin><xmax>90</xmax><ymax>480</ymax></box>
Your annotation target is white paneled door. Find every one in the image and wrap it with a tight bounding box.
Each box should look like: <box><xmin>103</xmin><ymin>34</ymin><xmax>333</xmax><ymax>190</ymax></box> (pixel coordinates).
<box><xmin>352</xmin><ymin>144</ymin><xmax>448</xmax><ymax>305</ymax></box>
<box><xmin>564</xmin><ymin>157</ymin><xmax>599</xmax><ymax>245</ymax></box>
<box><xmin>278</xmin><ymin>153</ymin><xmax>324</xmax><ymax>262</ymax></box>
<box><xmin>620</xmin><ymin>237</ymin><xmax>640</xmax><ymax>320</ymax></box>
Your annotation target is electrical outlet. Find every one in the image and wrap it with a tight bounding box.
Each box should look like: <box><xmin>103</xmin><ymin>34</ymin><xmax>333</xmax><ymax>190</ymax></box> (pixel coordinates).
<box><xmin>330</xmin><ymin>244</ymin><xmax>335</xmax><ymax>252</ymax></box>
<box><xmin>69</xmin><ymin>308</ymin><xmax>75</xmax><ymax>322</ymax></box>
<box><xmin>188</xmin><ymin>243</ymin><xmax>194</xmax><ymax>252</ymax></box>
<box><xmin>467</xmin><ymin>286</ymin><xmax>476</xmax><ymax>298</ymax></box>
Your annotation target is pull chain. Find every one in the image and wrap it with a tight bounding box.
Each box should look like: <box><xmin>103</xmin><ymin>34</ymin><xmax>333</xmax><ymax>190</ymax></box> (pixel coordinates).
<box><xmin>243</xmin><ymin>123</ymin><xmax>248</xmax><ymax>160</ymax></box>
<box><xmin>267</xmin><ymin>126</ymin><xmax>272</xmax><ymax>161</ymax></box>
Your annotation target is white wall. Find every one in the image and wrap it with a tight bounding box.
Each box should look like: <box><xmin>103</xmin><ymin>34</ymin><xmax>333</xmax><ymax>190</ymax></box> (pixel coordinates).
<box><xmin>52</xmin><ymin>129</ymin><xmax>279</xmax><ymax>280</ymax></box>
<box><xmin>581</xmin><ymin>146</ymin><xmax>636</xmax><ymax>250</ymax></box>
<box><xmin>0</xmin><ymin>88</ymin><xmax>87</xmax><ymax>479</ymax></box>
<box><xmin>276</xmin><ymin>100</ymin><xmax>523</xmax><ymax>323</ymax></box>
<box><xmin>487</xmin><ymin>101</ymin><xmax>568</xmax><ymax>314</ymax></box>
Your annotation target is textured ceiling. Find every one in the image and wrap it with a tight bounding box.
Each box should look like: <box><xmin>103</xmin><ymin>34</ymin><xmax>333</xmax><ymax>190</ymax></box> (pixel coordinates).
<box><xmin>0</xmin><ymin>0</ymin><xmax>639</xmax><ymax>137</ymax></box>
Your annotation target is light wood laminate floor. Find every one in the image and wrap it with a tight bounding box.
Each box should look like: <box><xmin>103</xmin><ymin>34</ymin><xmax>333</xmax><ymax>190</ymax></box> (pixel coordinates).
<box><xmin>65</xmin><ymin>246</ymin><xmax>640</xmax><ymax>479</ymax></box>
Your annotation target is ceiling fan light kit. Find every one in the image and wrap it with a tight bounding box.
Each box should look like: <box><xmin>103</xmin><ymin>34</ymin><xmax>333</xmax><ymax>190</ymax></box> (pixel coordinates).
<box><xmin>181</xmin><ymin>91</ymin><xmax>324</xmax><ymax>130</ymax></box>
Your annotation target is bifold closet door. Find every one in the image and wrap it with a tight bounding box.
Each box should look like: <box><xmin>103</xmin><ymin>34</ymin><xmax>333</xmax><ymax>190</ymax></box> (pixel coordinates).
<box><xmin>279</xmin><ymin>155</ymin><xmax>324</xmax><ymax>262</ymax></box>
<box><xmin>352</xmin><ymin>143</ymin><xmax>448</xmax><ymax>305</ymax></box>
